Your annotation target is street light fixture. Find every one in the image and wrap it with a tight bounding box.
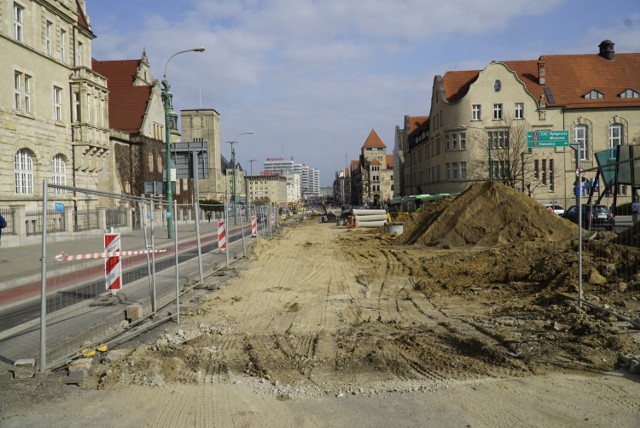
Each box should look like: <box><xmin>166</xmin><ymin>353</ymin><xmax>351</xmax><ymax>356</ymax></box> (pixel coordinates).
<box><xmin>226</xmin><ymin>132</ymin><xmax>254</xmax><ymax>225</ymax></box>
<box><xmin>460</xmin><ymin>124</ymin><xmax>493</xmax><ymax>181</ymax></box>
<box><xmin>162</xmin><ymin>47</ymin><xmax>205</xmax><ymax>239</ymax></box>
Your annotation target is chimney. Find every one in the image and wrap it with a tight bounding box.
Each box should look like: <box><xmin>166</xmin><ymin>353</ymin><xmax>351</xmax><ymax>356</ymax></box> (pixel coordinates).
<box><xmin>537</xmin><ymin>60</ymin><xmax>546</xmax><ymax>85</ymax></box>
<box><xmin>598</xmin><ymin>40</ymin><xmax>615</xmax><ymax>60</ymax></box>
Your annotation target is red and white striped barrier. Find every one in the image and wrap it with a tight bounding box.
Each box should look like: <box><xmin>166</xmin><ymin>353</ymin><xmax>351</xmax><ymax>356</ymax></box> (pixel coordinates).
<box><xmin>251</xmin><ymin>215</ymin><xmax>257</xmax><ymax>237</ymax></box>
<box><xmin>55</xmin><ymin>248</ymin><xmax>167</xmax><ymax>262</ymax></box>
<box><xmin>218</xmin><ymin>220</ymin><xmax>226</xmax><ymax>251</ymax></box>
<box><xmin>104</xmin><ymin>233</ymin><xmax>122</xmax><ymax>292</ymax></box>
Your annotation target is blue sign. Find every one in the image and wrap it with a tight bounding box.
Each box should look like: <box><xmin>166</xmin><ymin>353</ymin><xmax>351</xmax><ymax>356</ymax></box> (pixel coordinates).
<box><xmin>166</xmin><ymin>211</ymin><xmax>172</xmax><ymax>219</ymax></box>
<box><xmin>54</xmin><ymin>202</ymin><xmax>64</xmax><ymax>212</ymax></box>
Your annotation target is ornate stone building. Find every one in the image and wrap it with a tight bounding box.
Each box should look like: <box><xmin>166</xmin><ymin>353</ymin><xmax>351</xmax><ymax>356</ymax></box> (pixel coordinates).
<box><xmin>1</xmin><ymin>0</ymin><xmax>108</xmax><ymax>214</ymax></box>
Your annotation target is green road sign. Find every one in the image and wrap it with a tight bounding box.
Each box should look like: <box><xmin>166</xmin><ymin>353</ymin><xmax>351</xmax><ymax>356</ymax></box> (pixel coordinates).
<box><xmin>527</xmin><ymin>130</ymin><xmax>569</xmax><ymax>148</ymax></box>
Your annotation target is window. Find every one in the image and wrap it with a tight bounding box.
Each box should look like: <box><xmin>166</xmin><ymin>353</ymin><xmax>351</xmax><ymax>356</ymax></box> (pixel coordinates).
<box><xmin>53</xmin><ymin>86</ymin><xmax>62</xmax><ymax>121</ymax></box>
<box><xmin>515</xmin><ymin>103</ymin><xmax>524</xmax><ymax>119</ymax></box>
<box><xmin>77</xmin><ymin>41</ymin><xmax>84</xmax><ymax>66</ymax></box>
<box><xmin>24</xmin><ymin>75</ymin><xmax>31</xmax><ymax>113</ymax></box>
<box><xmin>86</xmin><ymin>93</ymin><xmax>91</xmax><ymax>122</ymax></box>
<box><xmin>73</xmin><ymin>92</ymin><xmax>81</xmax><ymax>122</ymax></box>
<box><xmin>13</xmin><ymin>3</ymin><xmax>24</xmax><ymax>42</ymax></box>
<box><xmin>60</xmin><ymin>29</ymin><xmax>67</xmax><ymax>61</ymax></box>
<box><xmin>472</xmin><ymin>104</ymin><xmax>481</xmax><ymax>121</ymax></box>
<box><xmin>549</xmin><ymin>159</ymin><xmax>555</xmax><ymax>192</ymax></box>
<box><xmin>493</xmin><ymin>103</ymin><xmax>502</xmax><ymax>120</ymax></box>
<box><xmin>52</xmin><ymin>155</ymin><xmax>66</xmax><ymax>194</ymax></box>
<box><xmin>14</xmin><ymin>71</ymin><xmax>22</xmax><ymax>110</ymax></box>
<box><xmin>46</xmin><ymin>21</ymin><xmax>53</xmax><ymax>55</ymax></box>
<box><xmin>460</xmin><ymin>132</ymin><xmax>466</xmax><ymax>150</ymax></box>
<box><xmin>541</xmin><ymin>159</ymin><xmax>547</xmax><ymax>185</ymax></box>
<box><xmin>609</xmin><ymin>123</ymin><xmax>623</xmax><ymax>147</ymax></box>
<box><xmin>451</xmin><ymin>134</ymin><xmax>458</xmax><ymax>150</ymax></box>
<box><xmin>488</xmin><ymin>130</ymin><xmax>509</xmax><ymax>149</ymax></box>
<box><xmin>584</xmin><ymin>90</ymin><xmax>604</xmax><ymax>99</ymax></box>
<box><xmin>14</xmin><ymin>72</ymin><xmax>31</xmax><ymax>113</ymax></box>
<box><xmin>574</xmin><ymin>125</ymin><xmax>588</xmax><ymax>160</ymax></box>
<box><xmin>15</xmin><ymin>149</ymin><xmax>34</xmax><ymax>194</ymax></box>
<box><xmin>534</xmin><ymin>159</ymin><xmax>539</xmax><ymax>180</ymax></box>
<box><xmin>620</xmin><ymin>89</ymin><xmax>640</xmax><ymax>98</ymax></box>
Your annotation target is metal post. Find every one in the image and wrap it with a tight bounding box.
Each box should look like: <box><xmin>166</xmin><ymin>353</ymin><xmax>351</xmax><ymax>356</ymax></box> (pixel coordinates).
<box><xmin>192</xmin><ymin>151</ymin><xmax>203</xmax><ymax>282</ymax></box>
<box><xmin>174</xmin><ymin>200</ymin><xmax>180</xmax><ymax>324</ymax></box>
<box><xmin>162</xmin><ymin>47</ymin><xmax>206</xmax><ymax>238</ymax></box>
<box><xmin>162</xmin><ymin>79</ymin><xmax>174</xmax><ymax>239</ymax></box>
<box><xmin>570</xmin><ymin>141</ymin><xmax>583</xmax><ymax>308</ymax></box>
<box><xmin>150</xmin><ymin>199</ymin><xmax>157</xmax><ymax>313</ymax></box>
<box><xmin>232</xmin><ymin>145</ymin><xmax>237</xmax><ymax>225</ymax></box>
<box><xmin>225</xmin><ymin>206</ymin><xmax>230</xmax><ymax>267</ymax></box>
<box><xmin>39</xmin><ymin>179</ymin><xmax>48</xmax><ymax>373</ymax></box>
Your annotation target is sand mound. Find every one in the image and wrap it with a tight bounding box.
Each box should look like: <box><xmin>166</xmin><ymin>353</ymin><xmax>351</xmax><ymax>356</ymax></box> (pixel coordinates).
<box><xmin>398</xmin><ymin>182</ymin><xmax>578</xmax><ymax>247</ymax></box>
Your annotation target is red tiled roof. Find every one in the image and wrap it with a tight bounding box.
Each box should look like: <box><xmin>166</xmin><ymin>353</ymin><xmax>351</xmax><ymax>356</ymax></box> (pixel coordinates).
<box><xmin>386</xmin><ymin>154</ymin><xmax>393</xmax><ymax>169</ymax></box>
<box><xmin>442</xmin><ymin>49</ymin><xmax>640</xmax><ymax>109</ymax></box>
<box><xmin>362</xmin><ymin>129</ymin><xmax>386</xmax><ymax>149</ymax></box>
<box><xmin>407</xmin><ymin>116</ymin><xmax>428</xmax><ymax>133</ymax></box>
<box><xmin>92</xmin><ymin>59</ymin><xmax>151</xmax><ymax>133</ymax></box>
<box><xmin>351</xmin><ymin>160</ymin><xmax>359</xmax><ymax>171</ymax></box>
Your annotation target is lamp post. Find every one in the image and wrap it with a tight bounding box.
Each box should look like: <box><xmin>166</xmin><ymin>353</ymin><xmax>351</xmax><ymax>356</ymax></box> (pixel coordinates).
<box><xmin>461</xmin><ymin>124</ymin><xmax>492</xmax><ymax>181</ymax></box>
<box><xmin>162</xmin><ymin>47</ymin><xmax>205</xmax><ymax>238</ymax></box>
<box><xmin>226</xmin><ymin>132</ymin><xmax>253</xmax><ymax>225</ymax></box>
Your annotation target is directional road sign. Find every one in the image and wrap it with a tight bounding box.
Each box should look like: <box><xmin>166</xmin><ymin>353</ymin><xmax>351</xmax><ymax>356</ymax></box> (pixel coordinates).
<box><xmin>527</xmin><ymin>130</ymin><xmax>569</xmax><ymax>148</ymax></box>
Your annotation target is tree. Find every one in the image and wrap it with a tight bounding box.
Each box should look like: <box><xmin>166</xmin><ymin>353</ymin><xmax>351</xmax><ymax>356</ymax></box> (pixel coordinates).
<box><xmin>469</xmin><ymin>116</ymin><xmax>558</xmax><ymax>193</ymax></box>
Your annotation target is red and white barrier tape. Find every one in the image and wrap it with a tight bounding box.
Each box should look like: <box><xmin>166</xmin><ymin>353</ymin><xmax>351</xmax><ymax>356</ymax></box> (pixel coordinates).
<box><xmin>55</xmin><ymin>249</ymin><xmax>167</xmax><ymax>262</ymax></box>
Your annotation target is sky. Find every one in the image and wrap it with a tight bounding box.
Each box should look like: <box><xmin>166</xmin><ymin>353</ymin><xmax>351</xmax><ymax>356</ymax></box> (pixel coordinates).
<box><xmin>87</xmin><ymin>0</ymin><xmax>640</xmax><ymax>186</ymax></box>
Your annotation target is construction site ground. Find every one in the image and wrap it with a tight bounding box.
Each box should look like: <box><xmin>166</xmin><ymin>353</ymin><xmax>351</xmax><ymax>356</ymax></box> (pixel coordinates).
<box><xmin>1</xmin><ymin>182</ymin><xmax>640</xmax><ymax>427</ymax></box>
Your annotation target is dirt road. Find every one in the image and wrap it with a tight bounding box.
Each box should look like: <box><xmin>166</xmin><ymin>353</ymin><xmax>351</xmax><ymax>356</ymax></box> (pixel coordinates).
<box><xmin>2</xmin><ymin>211</ymin><xmax>640</xmax><ymax>427</ymax></box>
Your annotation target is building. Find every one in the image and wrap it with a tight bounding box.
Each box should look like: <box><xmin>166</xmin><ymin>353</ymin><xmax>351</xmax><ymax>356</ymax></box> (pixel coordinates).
<box><xmin>397</xmin><ymin>40</ymin><xmax>640</xmax><ymax>207</ymax></box>
<box><xmin>352</xmin><ymin>130</ymin><xmax>394</xmax><ymax>207</ymax></box>
<box><xmin>394</xmin><ymin>115</ymin><xmax>429</xmax><ymax>196</ymax></box>
<box><xmin>262</xmin><ymin>157</ymin><xmax>320</xmax><ymax>200</ymax></box>
<box><xmin>1</xmin><ymin>0</ymin><xmax>109</xmax><ymax>217</ymax></box>
<box><xmin>247</xmin><ymin>175</ymin><xmax>287</xmax><ymax>208</ymax></box>
<box><xmin>180</xmin><ymin>109</ymin><xmax>224</xmax><ymax>201</ymax></box>
<box><xmin>92</xmin><ymin>51</ymin><xmax>166</xmax><ymax>200</ymax></box>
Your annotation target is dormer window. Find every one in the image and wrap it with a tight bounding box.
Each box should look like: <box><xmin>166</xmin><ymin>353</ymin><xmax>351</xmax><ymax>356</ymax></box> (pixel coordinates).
<box><xmin>584</xmin><ymin>89</ymin><xmax>604</xmax><ymax>99</ymax></box>
<box><xmin>620</xmin><ymin>89</ymin><xmax>640</xmax><ymax>98</ymax></box>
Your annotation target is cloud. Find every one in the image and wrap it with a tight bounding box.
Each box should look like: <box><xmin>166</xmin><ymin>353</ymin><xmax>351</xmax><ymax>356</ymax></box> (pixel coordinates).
<box><xmin>90</xmin><ymin>0</ymin><xmax>638</xmax><ymax>186</ymax></box>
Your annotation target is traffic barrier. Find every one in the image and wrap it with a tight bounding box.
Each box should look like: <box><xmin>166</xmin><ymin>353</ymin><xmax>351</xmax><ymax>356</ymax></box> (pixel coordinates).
<box><xmin>251</xmin><ymin>215</ymin><xmax>257</xmax><ymax>237</ymax></box>
<box><xmin>218</xmin><ymin>220</ymin><xmax>226</xmax><ymax>251</ymax></box>
<box><xmin>104</xmin><ymin>232</ymin><xmax>122</xmax><ymax>292</ymax></box>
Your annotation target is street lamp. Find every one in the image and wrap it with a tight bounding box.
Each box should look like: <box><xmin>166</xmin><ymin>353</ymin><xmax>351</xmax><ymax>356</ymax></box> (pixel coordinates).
<box><xmin>226</xmin><ymin>132</ymin><xmax>254</xmax><ymax>225</ymax></box>
<box><xmin>162</xmin><ymin>47</ymin><xmax>205</xmax><ymax>239</ymax></box>
<box><xmin>460</xmin><ymin>124</ymin><xmax>493</xmax><ymax>181</ymax></box>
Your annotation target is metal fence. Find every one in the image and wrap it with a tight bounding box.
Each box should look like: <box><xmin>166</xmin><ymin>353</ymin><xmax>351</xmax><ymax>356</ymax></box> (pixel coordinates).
<box><xmin>0</xmin><ymin>207</ymin><xmax>15</xmax><ymax>235</ymax></box>
<box><xmin>0</xmin><ymin>180</ymin><xmax>279</xmax><ymax>373</ymax></box>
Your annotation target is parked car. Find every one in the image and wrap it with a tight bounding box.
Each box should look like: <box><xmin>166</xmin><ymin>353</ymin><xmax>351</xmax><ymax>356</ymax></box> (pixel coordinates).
<box><xmin>543</xmin><ymin>203</ymin><xmax>565</xmax><ymax>215</ymax></box>
<box><xmin>562</xmin><ymin>204</ymin><xmax>615</xmax><ymax>230</ymax></box>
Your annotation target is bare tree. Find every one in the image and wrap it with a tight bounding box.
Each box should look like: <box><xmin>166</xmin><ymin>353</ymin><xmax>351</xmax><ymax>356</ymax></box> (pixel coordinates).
<box><xmin>468</xmin><ymin>116</ymin><xmax>556</xmax><ymax>193</ymax></box>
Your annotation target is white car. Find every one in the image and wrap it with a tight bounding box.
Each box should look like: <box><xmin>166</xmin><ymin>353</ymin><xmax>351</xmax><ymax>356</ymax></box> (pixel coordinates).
<box><xmin>543</xmin><ymin>203</ymin><xmax>565</xmax><ymax>215</ymax></box>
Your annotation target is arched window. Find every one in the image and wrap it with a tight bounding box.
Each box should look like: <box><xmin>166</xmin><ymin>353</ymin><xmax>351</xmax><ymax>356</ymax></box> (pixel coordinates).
<box><xmin>609</xmin><ymin>123</ymin><xmax>623</xmax><ymax>147</ymax></box>
<box><xmin>574</xmin><ymin>125</ymin><xmax>588</xmax><ymax>161</ymax></box>
<box><xmin>15</xmin><ymin>149</ymin><xmax>34</xmax><ymax>194</ymax></box>
<box><xmin>52</xmin><ymin>154</ymin><xmax>66</xmax><ymax>194</ymax></box>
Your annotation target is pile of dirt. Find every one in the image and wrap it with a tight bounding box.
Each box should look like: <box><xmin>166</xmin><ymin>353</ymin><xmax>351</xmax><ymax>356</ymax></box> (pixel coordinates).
<box><xmin>615</xmin><ymin>221</ymin><xmax>640</xmax><ymax>247</ymax></box>
<box><xmin>398</xmin><ymin>182</ymin><xmax>578</xmax><ymax>247</ymax></box>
